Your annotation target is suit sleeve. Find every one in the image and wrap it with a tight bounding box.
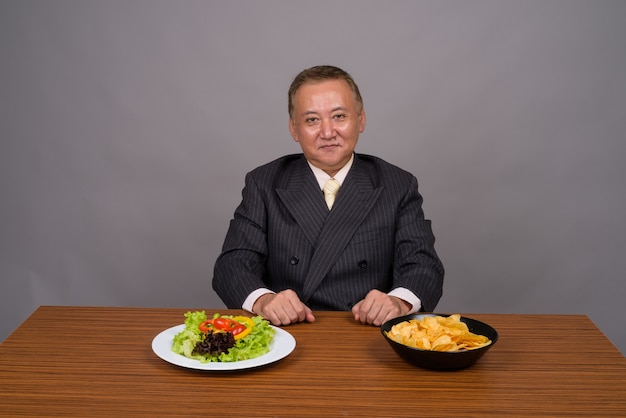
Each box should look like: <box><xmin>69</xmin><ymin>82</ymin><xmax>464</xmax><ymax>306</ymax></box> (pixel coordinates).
<box><xmin>392</xmin><ymin>175</ymin><xmax>444</xmax><ymax>312</ymax></box>
<box><xmin>212</xmin><ymin>172</ymin><xmax>269</xmax><ymax>308</ymax></box>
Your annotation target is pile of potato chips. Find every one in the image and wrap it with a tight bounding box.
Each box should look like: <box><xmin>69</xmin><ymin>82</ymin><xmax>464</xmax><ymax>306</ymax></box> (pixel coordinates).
<box><xmin>386</xmin><ymin>314</ymin><xmax>491</xmax><ymax>352</ymax></box>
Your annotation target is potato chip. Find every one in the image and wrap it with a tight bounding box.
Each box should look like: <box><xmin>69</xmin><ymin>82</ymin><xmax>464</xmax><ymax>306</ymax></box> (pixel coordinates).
<box><xmin>386</xmin><ymin>314</ymin><xmax>491</xmax><ymax>352</ymax></box>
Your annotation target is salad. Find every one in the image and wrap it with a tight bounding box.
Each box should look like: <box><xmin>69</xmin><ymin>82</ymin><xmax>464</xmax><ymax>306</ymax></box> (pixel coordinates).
<box><xmin>171</xmin><ymin>311</ymin><xmax>275</xmax><ymax>363</ymax></box>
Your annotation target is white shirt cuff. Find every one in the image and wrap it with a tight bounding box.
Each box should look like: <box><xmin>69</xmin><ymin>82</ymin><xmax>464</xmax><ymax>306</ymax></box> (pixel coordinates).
<box><xmin>242</xmin><ymin>288</ymin><xmax>275</xmax><ymax>313</ymax></box>
<box><xmin>388</xmin><ymin>287</ymin><xmax>422</xmax><ymax>314</ymax></box>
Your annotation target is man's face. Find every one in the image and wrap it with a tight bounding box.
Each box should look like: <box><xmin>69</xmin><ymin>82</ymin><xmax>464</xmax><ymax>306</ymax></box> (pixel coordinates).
<box><xmin>289</xmin><ymin>79</ymin><xmax>366</xmax><ymax>177</ymax></box>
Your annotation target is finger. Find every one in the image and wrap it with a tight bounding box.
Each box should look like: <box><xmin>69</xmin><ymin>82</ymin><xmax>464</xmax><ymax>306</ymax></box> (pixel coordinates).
<box><xmin>281</xmin><ymin>291</ymin><xmax>310</xmax><ymax>324</ymax></box>
<box><xmin>351</xmin><ymin>301</ymin><xmax>362</xmax><ymax>321</ymax></box>
<box><xmin>304</xmin><ymin>305</ymin><xmax>316</xmax><ymax>323</ymax></box>
<box><xmin>359</xmin><ymin>292</ymin><xmax>384</xmax><ymax>324</ymax></box>
<box><xmin>365</xmin><ymin>302</ymin><xmax>384</xmax><ymax>325</ymax></box>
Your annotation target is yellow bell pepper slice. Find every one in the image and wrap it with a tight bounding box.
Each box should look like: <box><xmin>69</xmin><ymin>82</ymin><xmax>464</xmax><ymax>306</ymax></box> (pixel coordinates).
<box><xmin>231</xmin><ymin>316</ymin><xmax>254</xmax><ymax>340</ymax></box>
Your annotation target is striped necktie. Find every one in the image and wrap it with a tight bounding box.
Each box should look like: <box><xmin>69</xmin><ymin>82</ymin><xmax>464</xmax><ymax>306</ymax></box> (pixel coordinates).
<box><xmin>323</xmin><ymin>178</ymin><xmax>341</xmax><ymax>210</ymax></box>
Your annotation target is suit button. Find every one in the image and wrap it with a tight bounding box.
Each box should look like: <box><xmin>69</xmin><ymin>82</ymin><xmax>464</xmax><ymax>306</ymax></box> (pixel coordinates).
<box><xmin>358</xmin><ymin>260</ymin><xmax>367</xmax><ymax>268</ymax></box>
<box><xmin>290</xmin><ymin>256</ymin><xmax>299</xmax><ymax>265</ymax></box>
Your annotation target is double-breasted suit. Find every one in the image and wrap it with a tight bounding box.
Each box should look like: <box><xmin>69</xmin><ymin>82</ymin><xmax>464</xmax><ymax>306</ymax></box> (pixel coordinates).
<box><xmin>213</xmin><ymin>153</ymin><xmax>444</xmax><ymax>312</ymax></box>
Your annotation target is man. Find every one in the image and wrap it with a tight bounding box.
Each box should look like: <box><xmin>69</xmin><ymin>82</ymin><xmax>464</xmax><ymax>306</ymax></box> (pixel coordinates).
<box><xmin>213</xmin><ymin>65</ymin><xmax>444</xmax><ymax>327</ymax></box>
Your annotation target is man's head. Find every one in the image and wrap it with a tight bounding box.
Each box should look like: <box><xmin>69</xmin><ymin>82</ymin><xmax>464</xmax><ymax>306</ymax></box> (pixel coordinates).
<box><xmin>288</xmin><ymin>65</ymin><xmax>366</xmax><ymax>177</ymax></box>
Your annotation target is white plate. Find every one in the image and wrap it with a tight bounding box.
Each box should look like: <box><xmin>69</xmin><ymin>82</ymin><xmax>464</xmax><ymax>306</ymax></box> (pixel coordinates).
<box><xmin>151</xmin><ymin>324</ymin><xmax>296</xmax><ymax>371</ymax></box>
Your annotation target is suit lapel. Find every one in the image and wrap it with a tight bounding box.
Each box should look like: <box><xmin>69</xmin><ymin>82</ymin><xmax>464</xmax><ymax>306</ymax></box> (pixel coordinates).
<box><xmin>275</xmin><ymin>157</ymin><xmax>328</xmax><ymax>247</ymax></box>
<box><xmin>301</xmin><ymin>157</ymin><xmax>383</xmax><ymax>301</ymax></box>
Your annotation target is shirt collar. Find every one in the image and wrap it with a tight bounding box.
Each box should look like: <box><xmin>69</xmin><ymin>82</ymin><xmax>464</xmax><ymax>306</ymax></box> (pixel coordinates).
<box><xmin>307</xmin><ymin>153</ymin><xmax>354</xmax><ymax>190</ymax></box>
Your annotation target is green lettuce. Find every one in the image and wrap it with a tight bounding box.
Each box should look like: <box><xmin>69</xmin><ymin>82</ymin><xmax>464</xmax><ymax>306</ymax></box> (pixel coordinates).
<box><xmin>171</xmin><ymin>311</ymin><xmax>275</xmax><ymax>363</ymax></box>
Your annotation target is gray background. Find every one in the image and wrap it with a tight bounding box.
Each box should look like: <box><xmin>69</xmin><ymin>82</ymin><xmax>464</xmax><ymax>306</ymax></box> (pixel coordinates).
<box><xmin>1</xmin><ymin>1</ymin><xmax>625</xmax><ymax>354</ymax></box>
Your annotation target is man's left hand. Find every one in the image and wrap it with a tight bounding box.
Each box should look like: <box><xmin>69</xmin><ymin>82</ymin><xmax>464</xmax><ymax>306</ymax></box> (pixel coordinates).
<box><xmin>351</xmin><ymin>289</ymin><xmax>411</xmax><ymax>326</ymax></box>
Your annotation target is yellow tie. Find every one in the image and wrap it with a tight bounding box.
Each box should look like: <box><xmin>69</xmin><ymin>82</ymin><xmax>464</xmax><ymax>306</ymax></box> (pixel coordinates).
<box><xmin>323</xmin><ymin>178</ymin><xmax>341</xmax><ymax>210</ymax></box>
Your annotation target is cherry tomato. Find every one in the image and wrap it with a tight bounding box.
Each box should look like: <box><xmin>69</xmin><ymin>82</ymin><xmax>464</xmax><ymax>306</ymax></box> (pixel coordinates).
<box><xmin>213</xmin><ymin>317</ymin><xmax>235</xmax><ymax>331</ymax></box>
<box><xmin>230</xmin><ymin>324</ymin><xmax>246</xmax><ymax>335</ymax></box>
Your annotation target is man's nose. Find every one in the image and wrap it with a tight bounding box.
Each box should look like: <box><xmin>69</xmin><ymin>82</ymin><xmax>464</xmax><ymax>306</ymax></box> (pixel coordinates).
<box><xmin>319</xmin><ymin>118</ymin><xmax>335</xmax><ymax>139</ymax></box>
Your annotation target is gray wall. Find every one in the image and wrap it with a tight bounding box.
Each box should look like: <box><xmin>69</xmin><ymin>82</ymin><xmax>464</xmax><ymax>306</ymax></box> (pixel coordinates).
<box><xmin>1</xmin><ymin>1</ymin><xmax>625</xmax><ymax>354</ymax></box>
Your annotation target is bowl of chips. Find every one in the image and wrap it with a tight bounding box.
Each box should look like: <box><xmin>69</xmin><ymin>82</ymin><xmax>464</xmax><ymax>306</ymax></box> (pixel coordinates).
<box><xmin>381</xmin><ymin>313</ymin><xmax>498</xmax><ymax>370</ymax></box>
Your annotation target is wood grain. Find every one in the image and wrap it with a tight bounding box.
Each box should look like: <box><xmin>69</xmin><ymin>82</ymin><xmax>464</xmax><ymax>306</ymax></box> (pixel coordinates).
<box><xmin>1</xmin><ymin>306</ymin><xmax>625</xmax><ymax>416</ymax></box>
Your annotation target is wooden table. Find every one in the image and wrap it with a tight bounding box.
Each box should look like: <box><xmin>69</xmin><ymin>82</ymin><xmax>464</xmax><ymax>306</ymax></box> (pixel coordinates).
<box><xmin>1</xmin><ymin>306</ymin><xmax>625</xmax><ymax>417</ymax></box>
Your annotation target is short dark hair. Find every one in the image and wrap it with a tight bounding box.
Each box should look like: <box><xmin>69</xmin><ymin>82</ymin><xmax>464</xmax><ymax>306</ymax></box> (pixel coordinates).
<box><xmin>288</xmin><ymin>65</ymin><xmax>363</xmax><ymax>120</ymax></box>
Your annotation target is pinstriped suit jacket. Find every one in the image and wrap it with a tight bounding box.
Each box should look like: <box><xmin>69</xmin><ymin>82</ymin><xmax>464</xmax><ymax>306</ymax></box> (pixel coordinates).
<box><xmin>212</xmin><ymin>153</ymin><xmax>444</xmax><ymax>312</ymax></box>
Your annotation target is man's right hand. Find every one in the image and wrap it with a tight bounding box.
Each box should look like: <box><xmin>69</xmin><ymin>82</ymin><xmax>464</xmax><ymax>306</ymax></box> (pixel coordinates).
<box><xmin>252</xmin><ymin>289</ymin><xmax>316</xmax><ymax>326</ymax></box>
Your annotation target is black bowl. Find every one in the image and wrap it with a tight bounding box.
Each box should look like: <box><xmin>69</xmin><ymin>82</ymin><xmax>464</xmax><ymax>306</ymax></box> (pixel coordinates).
<box><xmin>381</xmin><ymin>313</ymin><xmax>498</xmax><ymax>370</ymax></box>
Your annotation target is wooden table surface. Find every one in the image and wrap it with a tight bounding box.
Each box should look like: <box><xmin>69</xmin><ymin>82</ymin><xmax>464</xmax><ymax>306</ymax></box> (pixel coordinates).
<box><xmin>1</xmin><ymin>306</ymin><xmax>625</xmax><ymax>417</ymax></box>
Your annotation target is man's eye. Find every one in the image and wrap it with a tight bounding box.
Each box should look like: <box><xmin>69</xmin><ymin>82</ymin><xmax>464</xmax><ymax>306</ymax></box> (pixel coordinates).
<box><xmin>333</xmin><ymin>114</ymin><xmax>346</xmax><ymax>120</ymax></box>
<box><xmin>305</xmin><ymin>117</ymin><xmax>319</xmax><ymax>123</ymax></box>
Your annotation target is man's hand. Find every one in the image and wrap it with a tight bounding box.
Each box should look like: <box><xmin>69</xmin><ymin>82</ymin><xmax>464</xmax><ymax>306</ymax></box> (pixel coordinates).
<box><xmin>252</xmin><ymin>289</ymin><xmax>316</xmax><ymax>326</ymax></box>
<box><xmin>352</xmin><ymin>289</ymin><xmax>411</xmax><ymax>326</ymax></box>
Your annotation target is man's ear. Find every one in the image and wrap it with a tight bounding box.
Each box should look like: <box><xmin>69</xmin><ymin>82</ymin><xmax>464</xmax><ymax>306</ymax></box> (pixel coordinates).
<box><xmin>359</xmin><ymin>108</ymin><xmax>367</xmax><ymax>133</ymax></box>
<box><xmin>289</xmin><ymin>118</ymin><xmax>299</xmax><ymax>142</ymax></box>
